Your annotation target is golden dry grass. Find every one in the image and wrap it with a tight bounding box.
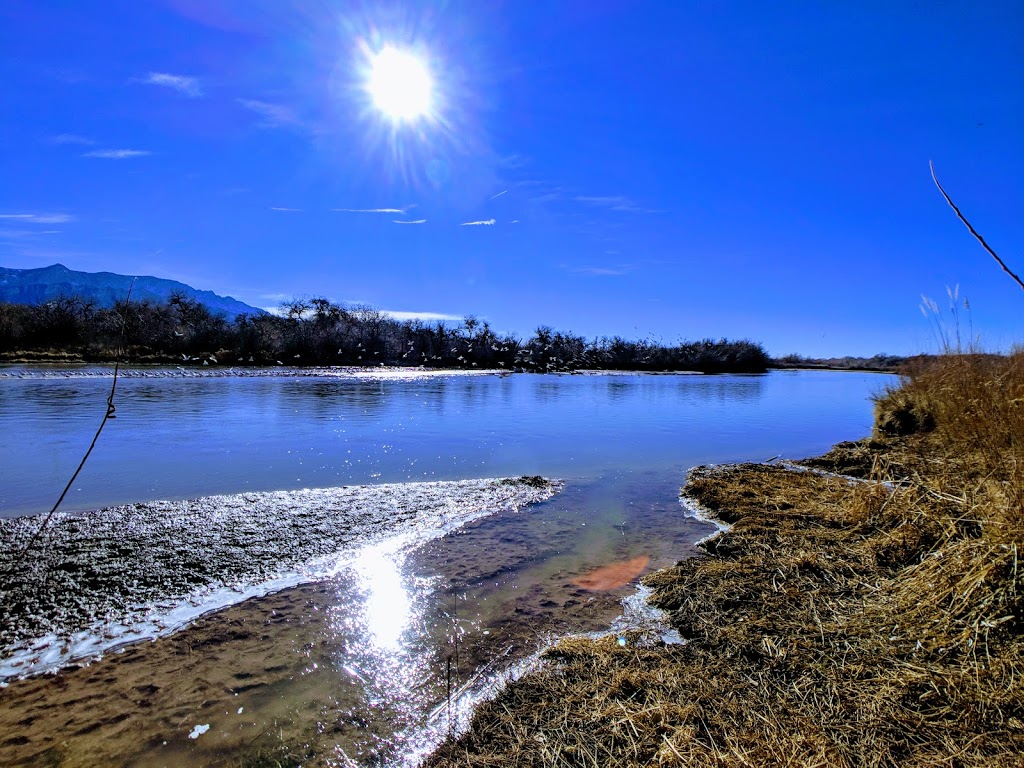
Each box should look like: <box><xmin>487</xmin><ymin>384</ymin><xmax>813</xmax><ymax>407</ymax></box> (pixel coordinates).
<box><xmin>425</xmin><ymin>352</ymin><xmax>1024</xmax><ymax>767</ymax></box>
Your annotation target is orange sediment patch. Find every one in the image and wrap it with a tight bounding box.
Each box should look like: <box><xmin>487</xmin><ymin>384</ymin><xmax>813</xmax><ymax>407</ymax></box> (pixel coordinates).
<box><xmin>572</xmin><ymin>555</ymin><xmax>649</xmax><ymax>591</ymax></box>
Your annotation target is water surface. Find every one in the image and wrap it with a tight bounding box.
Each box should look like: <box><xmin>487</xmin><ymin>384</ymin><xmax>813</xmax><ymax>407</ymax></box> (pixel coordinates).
<box><xmin>0</xmin><ymin>368</ymin><xmax>892</xmax><ymax>766</ymax></box>
<box><xmin>0</xmin><ymin>369</ymin><xmax>887</xmax><ymax>517</ymax></box>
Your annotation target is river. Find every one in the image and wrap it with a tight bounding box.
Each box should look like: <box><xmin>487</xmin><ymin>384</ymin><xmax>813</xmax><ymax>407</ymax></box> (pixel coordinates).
<box><xmin>0</xmin><ymin>367</ymin><xmax>892</xmax><ymax>766</ymax></box>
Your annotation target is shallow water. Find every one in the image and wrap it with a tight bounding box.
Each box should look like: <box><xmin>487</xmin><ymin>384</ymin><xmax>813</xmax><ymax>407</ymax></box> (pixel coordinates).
<box><xmin>0</xmin><ymin>368</ymin><xmax>892</xmax><ymax>765</ymax></box>
<box><xmin>0</xmin><ymin>478</ymin><xmax>558</xmax><ymax>680</ymax></box>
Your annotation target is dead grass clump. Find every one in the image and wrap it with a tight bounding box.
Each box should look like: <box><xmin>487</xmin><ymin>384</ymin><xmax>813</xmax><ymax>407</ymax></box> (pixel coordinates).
<box><xmin>874</xmin><ymin>387</ymin><xmax>936</xmax><ymax>436</ymax></box>
<box><xmin>908</xmin><ymin>352</ymin><xmax>1024</xmax><ymax>513</ymax></box>
<box><xmin>0</xmin><ymin>348</ymin><xmax>87</xmax><ymax>363</ymax></box>
<box><xmin>426</xmin><ymin>352</ymin><xmax>1024</xmax><ymax>767</ymax></box>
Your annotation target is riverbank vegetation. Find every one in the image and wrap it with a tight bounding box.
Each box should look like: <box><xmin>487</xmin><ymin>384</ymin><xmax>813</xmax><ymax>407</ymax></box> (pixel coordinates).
<box><xmin>0</xmin><ymin>296</ymin><xmax>770</xmax><ymax>373</ymax></box>
<box><xmin>425</xmin><ymin>350</ymin><xmax>1023</xmax><ymax>766</ymax></box>
<box><xmin>773</xmin><ymin>352</ymin><xmax>915</xmax><ymax>372</ymax></box>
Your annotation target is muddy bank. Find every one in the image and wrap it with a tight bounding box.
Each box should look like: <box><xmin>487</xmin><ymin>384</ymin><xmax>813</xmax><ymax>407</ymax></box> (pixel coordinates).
<box><xmin>0</xmin><ymin>476</ymin><xmax>559</xmax><ymax>680</ymax></box>
<box><xmin>427</xmin><ymin>437</ymin><xmax>1023</xmax><ymax>766</ymax></box>
<box><xmin>0</xmin><ymin>472</ymin><xmax>710</xmax><ymax>767</ymax></box>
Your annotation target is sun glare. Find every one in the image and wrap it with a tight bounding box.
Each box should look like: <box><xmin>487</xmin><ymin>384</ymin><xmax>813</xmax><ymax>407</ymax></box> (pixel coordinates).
<box><xmin>367</xmin><ymin>47</ymin><xmax>433</xmax><ymax>122</ymax></box>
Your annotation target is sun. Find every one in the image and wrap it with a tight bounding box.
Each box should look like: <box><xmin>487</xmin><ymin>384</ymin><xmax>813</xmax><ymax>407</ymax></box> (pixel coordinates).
<box><xmin>366</xmin><ymin>46</ymin><xmax>433</xmax><ymax>122</ymax></box>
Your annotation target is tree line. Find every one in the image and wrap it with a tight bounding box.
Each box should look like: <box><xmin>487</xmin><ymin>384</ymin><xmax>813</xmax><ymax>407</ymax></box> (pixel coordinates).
<box><xmin>0</xmin><ymin>294</ymin><xmax>771</xmax><ymax>373</ymax></box>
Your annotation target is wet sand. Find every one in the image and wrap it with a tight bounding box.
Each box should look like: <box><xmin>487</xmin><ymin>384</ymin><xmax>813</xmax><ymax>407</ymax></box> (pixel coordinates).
<box><xmin>0</xmin><ymin>477</ymin><xmax>559</xmax><ymax>679</ymax></box>
<box><xmin>0</xmin><ymin>473</ymin><xmax>713</xmax><ymax>766</ymax></box>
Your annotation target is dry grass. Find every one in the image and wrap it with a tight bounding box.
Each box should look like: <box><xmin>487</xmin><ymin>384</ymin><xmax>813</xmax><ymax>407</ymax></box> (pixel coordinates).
<box><xmin>425</xmin><ymin>353</ymin><xmax>1024</xmax><ymax>767</ymax></box>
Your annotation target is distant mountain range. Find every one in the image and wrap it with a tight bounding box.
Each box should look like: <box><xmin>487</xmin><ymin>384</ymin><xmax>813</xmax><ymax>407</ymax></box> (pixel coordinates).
<box><xmin>0</xmin><ymin>264</ymin><xmax>264</xmax><ymax>319</ymax></box>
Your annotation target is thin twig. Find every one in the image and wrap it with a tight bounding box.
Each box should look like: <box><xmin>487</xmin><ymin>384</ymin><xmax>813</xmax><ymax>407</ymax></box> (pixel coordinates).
<box><xmin>930</xmin><ymin>160</ymin><xmax>1024</xmax><ymax>292</ymax></box>
<box><xmin>2</xmin><ymin>278</ymin><xmax>137</xmax><ymax>581</ymax></box>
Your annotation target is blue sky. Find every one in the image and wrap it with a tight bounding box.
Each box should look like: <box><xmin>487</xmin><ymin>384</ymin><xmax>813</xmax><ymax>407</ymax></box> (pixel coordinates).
<box><xmin>1</xmin><ymin>1</ymin><xmax>1021</xmax><ymax>357</ymax></box>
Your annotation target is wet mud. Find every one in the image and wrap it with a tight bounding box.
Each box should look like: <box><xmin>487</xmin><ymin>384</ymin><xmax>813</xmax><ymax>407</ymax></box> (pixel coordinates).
<box><xmin>0</xmin><ymin>477</ymin><xmax>558</xmax><ymax>678</ymax></box>
<box><xmin>0</xmin><ymin>472</ymin><xmax>713</xmax><ymax>766</ymax></box>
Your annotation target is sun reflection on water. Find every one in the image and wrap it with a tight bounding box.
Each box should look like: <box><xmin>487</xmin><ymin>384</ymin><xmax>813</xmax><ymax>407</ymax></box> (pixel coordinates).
<box><xmin>352</xmin><ymin>540</ymin><xmax>412</xmax><ymax>651</ymax></box>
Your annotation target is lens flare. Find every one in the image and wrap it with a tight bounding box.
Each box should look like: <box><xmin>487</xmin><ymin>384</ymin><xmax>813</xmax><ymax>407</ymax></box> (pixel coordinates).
<box><xmin>367</xmin><ymin>46</ymin><xmax>433</xmax><ymax>121</ymax></box>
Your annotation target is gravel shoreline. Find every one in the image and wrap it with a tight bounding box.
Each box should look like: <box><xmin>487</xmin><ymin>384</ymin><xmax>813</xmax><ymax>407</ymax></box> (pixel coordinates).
<box><xmin>0</xmin><ymin>476</ymin><xmax>560</xmax><ymax>680</ymax></box>
<box><xmin>0</xmin><ymin>365</ymin><xmax>508</xmax><ymax>379</ymax></box>
<box><xmin>0</xmin><ymin>365</ymin><xmax>707</xmax><ymax>379</ymax></box>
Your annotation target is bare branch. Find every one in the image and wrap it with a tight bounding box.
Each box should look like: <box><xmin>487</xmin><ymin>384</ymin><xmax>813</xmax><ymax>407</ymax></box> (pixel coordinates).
<box><xmin>930</xmin><ymin>160</ymin><xmax>1024</xmax><ymax>292</ymax></box>
<box><xmin>3</xmin><ymin>277</ymin><xmax>137</xmax><ymax>580</ymax></box>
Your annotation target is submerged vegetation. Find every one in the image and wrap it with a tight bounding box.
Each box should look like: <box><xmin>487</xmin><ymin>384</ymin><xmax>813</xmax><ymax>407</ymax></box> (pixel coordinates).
<box><xmin>0</xmin><ymin>295</ymin><xmax>770</xmax><ymax>373</ymax></box>
<box><xmin>426</xmin><ymin>351</ymin><xmax>1024</xmax><ymax>766</ymax></box>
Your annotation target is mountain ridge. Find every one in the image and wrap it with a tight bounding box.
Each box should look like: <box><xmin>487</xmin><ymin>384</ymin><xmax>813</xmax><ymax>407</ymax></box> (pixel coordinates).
<box><xmin>0</xmin><ymin>264</ymin><xmax>264</xmax><ymax>319</ymax></box>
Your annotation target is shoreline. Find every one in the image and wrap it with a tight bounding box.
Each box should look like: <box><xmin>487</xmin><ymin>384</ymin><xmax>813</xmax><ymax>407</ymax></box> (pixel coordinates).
<box><xmin>0</xmin><ymin>364</ymin><xmax>512</xmax><ymax>379</ymax></box>
<box><xmin>0</xmin><ymin>476</ymin><xmax>560</xmax><ymax>681</ymax></box>
<box><xmin>0</xmin><ymin>471</ymin><xmax>710</xmax><ymax>768</ymax></box>
<box><xmin>424</xmin><ymin>425</ymin><xmax>1023</xmax><ymax>766</ymax></box>
<box><xmin>0</xmin><ymin>364</ymin><xmax>720</xmax><ymax>379</ymax></box>
<box><xmin>0</xmin><ymin>365</ymin><xmax>705</xmax><ymax>380</ymax></box>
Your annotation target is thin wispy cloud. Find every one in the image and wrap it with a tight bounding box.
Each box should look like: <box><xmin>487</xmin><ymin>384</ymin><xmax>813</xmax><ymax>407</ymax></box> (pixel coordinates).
<box><xmin>384</xmin><ymin>310</ymin><xmax>462</xmax><ymax>322</ymax></box>
<box><xmin>48</xmin><ymin>133</ymin><xmax>95</xmax><ymax>146</ymax></box>
<box><xmin>237</xmin><ymin>98</ymin><xmax>299</xmax><ymax>128</ymax></box>
<box><xmin>0</xmin><ymin>229</ymin><xmax>62</xmax><ymax>240</ymax></box>
<box><xmin>574</xmin><ymin>195</ymin><xmax>653</xmax><ymax>213</ymax></box>
<box><xmin>270</xmin><ymin>207</ymin><xmax>302</xmax><ymax>212</ymax></box>
<box><xmin>141</xmin><ymin>72</ymin><xmax>202</xmax><ymax>97</ymax></box>
<box><xmin>393</xmin><ymin>219</ymin><xmax>427</xmax><ymax>225</ymax></box>
<box><xmin>83</xmin><ymin>149</ymin><xmax>151</xmax><ymax>159</ymax></box>
<box><xmin>489</xmin><ymin>190</ymin><xmax>507</xmax><ymax>200</ymax></box>
<box><xmin>529</xmin><ymin>191</ymin><xmax>562</xmax><ymax>205</ymax></box>
<box><xmin>460</xmin><ymin>219</ymin><xmax>496</xmax><ymax>226</ymax></box>
<box><xmin>333</xmin><ymin>207</ymin><xmax>411</xmax><ymax>214</ymax></box>
<box><xmin>0</xmin><ymin>212</ymin><xmax>75</xmax><ymax>224</ymax></box>
<box><xmin>570</xmin><ymin>265</ymin><xmax>632</xmax><ymax>276</ymax></box>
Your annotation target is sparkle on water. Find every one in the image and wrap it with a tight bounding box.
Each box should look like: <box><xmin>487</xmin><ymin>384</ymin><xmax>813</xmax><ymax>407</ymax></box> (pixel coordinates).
<box><xmin>0</xmin><ymin>369</ymin><xmax>893</xmax><ymax>765</ymax></box>
<box><xmin>354</xmin><ymin>539</ymin><xmax>413</xmax><ymax>651</ymax></box>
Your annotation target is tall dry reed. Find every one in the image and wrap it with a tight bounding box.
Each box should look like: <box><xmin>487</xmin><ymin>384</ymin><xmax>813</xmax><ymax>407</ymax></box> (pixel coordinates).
<box><xmin>425</xmin><ymin>352</ymin><xmax>1024</xmax><ymax>767</ymax></box>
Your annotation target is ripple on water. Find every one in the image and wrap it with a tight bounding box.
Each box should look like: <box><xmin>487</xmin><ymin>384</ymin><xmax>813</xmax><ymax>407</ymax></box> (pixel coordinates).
<box><xmin>0</xmin><ymin>476</ymin><xmax>560</xmax><ymax>680</ymax></box>
<box><xmin>0</xmin><ymin>473</ymin><xmax>713</xmax><ymax>767</ymax></box>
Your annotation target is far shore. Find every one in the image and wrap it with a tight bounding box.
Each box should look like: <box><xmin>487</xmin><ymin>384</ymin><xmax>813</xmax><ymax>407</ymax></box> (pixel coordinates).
<box><xmin>0</xmin><ymin>359</ymin><xmax>899</xmax><ymax>377</ymax></box>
